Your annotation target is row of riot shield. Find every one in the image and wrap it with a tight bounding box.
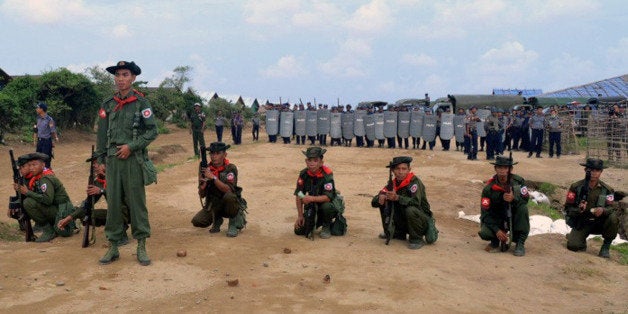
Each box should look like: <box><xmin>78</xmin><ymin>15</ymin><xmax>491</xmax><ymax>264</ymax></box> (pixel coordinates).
<box><xmin>266</xmin><ymin>109</ymin><xmax>460</xmax><ymax>142</ymax></box>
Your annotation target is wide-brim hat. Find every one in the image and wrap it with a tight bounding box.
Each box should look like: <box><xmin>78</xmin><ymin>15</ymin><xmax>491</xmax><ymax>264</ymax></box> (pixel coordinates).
<box><xmin>387</xmin><ymin>156</ymin><xmax>412</xmax><ymax>168</ymax></box>
<box><xmin>106</xmin><ymin>61</ymin><xmax>141</xmax><ymax>75</ymax></box>
<box><xmin>302</xmin><ymin>147</ymin><xmax>326</xmax><ymax>158</ymax></box>
<box><xmin>579</xmin><ymin>158</ymin><xmax>607</xmax><ymax>170</ymax></box>
<box><xmin>490</xmin><ymin>155</ymin><xmax>518</xmax><ymax>166</ymax></box>
<box><xmin>208</xmin><ymin>142</ymin><xmax>230</xmax><ymax>153</ymax></box>
<box><xmin>23</xmin><ymin>152</ymin><xmax>50</xmax><ymax>164</ymax></box>
<box><xmin>17</xmin><ymin>154</ymin><xmax>31</xmax><ymax>167</ymax></box>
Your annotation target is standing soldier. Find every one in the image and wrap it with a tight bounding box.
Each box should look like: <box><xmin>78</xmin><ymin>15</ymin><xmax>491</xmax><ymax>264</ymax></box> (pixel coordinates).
<box><xmin>251</xmin><ymin>112</ymin><xmax>260</xmax><ymax>141</ymax></box>
<box><xmin>564</xmin><ymin>159</ymin><xmax>618</xmax><ymax>258</ymax></box>
<box><xmin>215</xmin><ymin>110</ymin><xmax>227</xmax><ymax>142</ymax></box>
<box><xmin>189</xmin><ymin>103</ymin><xmax>206</xmax><ymax>157</ymax></box>
<box><xmin>34</xmin><ymin>103</ymin><xmax>59</xmax><ymax>168</ymax></box>
<box><xmin>510</xmin><ymin>109</ymin><xmax>524</xmax><ymax>151</ymax></box>
<box><xmin>465</xmin><ymin>106</ymin><xmax>481</xmax><ymax>160</ymax></box>
<box><xmin>502</xmin><ymin>110</ymin><xmax>513</xmax><ymax>152</ymax></box>
<box><xmin>232</xmin><ymin>111</ymin><xmax>244</xmax><ymax>145</ymax></box>
<box><xmin>479</xmin><ymin>155</ymin><xmax>530</xmax><ymax>256</ymax></box>
<box><xmin>545</xmin><ymin>108</ymin><xmax>563</xmax><ymax>158</ymax></box>
<box><xmin>484</xmin><ymin>109</ymin><xmax>501</xmax><ymax>160</ymax></box>
<box><xmin>528</xmin><ymin>106</ymin><xmax>545</xmax><ymax>158</ymax></box>
<box><xmin>97</xmin><ymin>61</ymin><xmax>157</xmax><ymax>266</ymax></box>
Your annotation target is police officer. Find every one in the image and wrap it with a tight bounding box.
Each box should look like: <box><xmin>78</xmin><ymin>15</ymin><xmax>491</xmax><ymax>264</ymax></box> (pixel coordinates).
<box><xmin>528</xmin><ymin>106</ymin><xmax>545</xmax><ymax>158</ymax></box>
<box><xmin>97</xmin><ymin>61</ymin><xmax>157</xmax><ymax>266</ymax></box>
<box><xmin>465</xmin><ymin>106</ymin><xmax>481</xmax><ymax>160</ymax></box>
<box><xmin>484</xmin><ymin>108</ymin><xmax>502</xmax><ymax>160</ymax></box>
<box><xmin>545</xmin><ymin>108</ymin><xmax>563</xmax><ymax>158</ymax></box>
<box><xmin>251</xmin><ymin>112</ymin><xmax>260</xmax><ymax>141</ymax></box>
<box><xmin>189</xmin><ymin>103</ymin><xmax>206</xmax><ymax>156</ymax></box>
<box><xmin>34</xmin><ymin>103</ymin><xmax>58</xmax><ymax>168</ymax></box>
<box><xmin>215</xmin><ymin>110</ymin><xmax>227</xmax><ymax>142</ymax></box>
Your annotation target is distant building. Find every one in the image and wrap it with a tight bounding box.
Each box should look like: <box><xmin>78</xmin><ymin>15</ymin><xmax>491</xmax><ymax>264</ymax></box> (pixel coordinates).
<box><xmin>539</xmin><ymin>74</ymin><xmax>628</xmax><ymax>99</ymax></box>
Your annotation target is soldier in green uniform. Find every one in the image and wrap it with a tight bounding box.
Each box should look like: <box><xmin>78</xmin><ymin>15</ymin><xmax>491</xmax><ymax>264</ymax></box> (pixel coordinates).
<box><xmin>189</xmin><ymin>102</ymin><xmax>206</xmax><ymax>157</ymax></box>
<box><xmin>13</xmin><ymin>152</ymin><xmax>75</xmax><ymax>242</ymax></box>
<box><xmin>371</xmin><ymin>156</ymin><xmax>438</xmax><ymax>249</ymax></box>
<box><xmin>294</xmin><ymin>147</ymin><xmax>342</xmax><ymax>239</ymax></box>
<box><xmin>56</xmin><ymin>162</ymin><xmax>130</xmax><ymax>245</ymax></box>
<box><xmin>564</xmin><ymin>158</ymin><xmax>618</xmax><ymax>258</ymax></box>
<box><xmin>479</xmin><ymin>155</ymin><xmax>530</xmax><ymax>256</ymax></box>
<box><xmin>191</xmin><ymin>142</ymin><xmax>247</xmax><ymax>237</ymax></box>
<box><xmin>96</xmin><ymin>61</ymin><xmax>157</xmax><ymax>266</ymax></box>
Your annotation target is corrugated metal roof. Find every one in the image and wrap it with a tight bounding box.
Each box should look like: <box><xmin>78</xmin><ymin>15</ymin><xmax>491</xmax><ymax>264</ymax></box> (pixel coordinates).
<box><xmin>539</xmin><ymin>74</ymin><xmax>628</xmax><ymax>98</ymax></box>
<box><xmin>492</xmin><ymin>89</ymin><xmax>543</xmax><ymax>97</ymax></box>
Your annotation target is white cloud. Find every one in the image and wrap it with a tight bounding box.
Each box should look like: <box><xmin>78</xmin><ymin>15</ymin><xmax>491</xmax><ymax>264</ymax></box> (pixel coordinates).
<box><xmin>527</xmin><ymin>0</ymin><xmax>599</xmax><ymax>21</ymax></box>
<box><xmin>544</xmin><ymin>53</ymin><xmax>598</xmax><ymax>91</ymax></box>
<box><xmin>344</xmin><ymin>0</ymin><xmax>392</xmax><ymax>34</ymax></box>
<box><xmin>261</xmin><ymin>55</ymin><xmax>307</xmax><ymax>78</ymax></box>
<box><xmin>606</xmin><ymin>37</ymin><xmax>628</xmax><ymax>71</ymax></box>
<box><xmin>0</xmin><ymin>0</ymin><xmax>92</xmax><ymax>24</ymax></box>
<box><xmin>291</xmin><ymin>1</ymin><xmax>343</xmax><ymax>29</ymax></box>
<box><xmin>243</xmin><ymin>0</ymin><xmax>301</xmax><ymax>26</ymax></box>
<box><xmin>110</xmin><ymin>24</ymin><xmax>132</xmax><ymax>39</ymax></box>
<box><xmin>402</xmin><ymin>53</ymin><xmax>437</xmax><ymax>67</ymax></box>
<box><xmin>318</xmin><ymin>39</ymin><xmax>372</xmax><ymax>77</ymax></box>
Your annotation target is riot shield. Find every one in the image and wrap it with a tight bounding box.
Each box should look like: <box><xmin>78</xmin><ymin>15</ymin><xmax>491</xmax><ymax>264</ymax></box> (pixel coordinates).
<box><xmin>397</xmin><ymin>111</ymin><xmax>410</xmax><ymax>138</ymax></box>
<box><xmin>383</xmin><ymin>111</ymin><xmax>398</xmax><ymax>138</ymax></box>
<box><xmin>265</xmin><ymin>110</ymin><xmax>279</xmax><ymax>136</ymax></box>
<box><xmin>409</xmin><ymin>110</ymin><xmax>424</xmax><ymax>138</ymax></box>
<box><xmin>439</xmin><ymin>113</ymin><xmax>454</xmax><ymax>140</ymax></box>
<box><xmin>306</xmin><ymin>110</ymin><xmax>318</xmax><ymax>137</ymax></box>
<box><xmin>364</xmin><ymin>114</ymin><xmax>376</xmax><ymax>140</ymax></box>
<box><xmin>280</xmin><ymin>111</ymin><xmax>294</xmax><ymax>138</ymax></box>
<box><xmin>476</xmin><ymin>109</ymin><xmax>491</xmax><ymax>137</ymax></box>
<box><xmin>330</xmin><ymin>112</ymin><xmax>342</xmax><ymax>138</ymax></box>
<box><xmin>317</xmin><ymin>109</ymin><xmax>331</xmax><ymax>135</ymax></box>
<box><xmin>342</xmin><ymin>112</ymin><xmax>355</xmax><ymax>140</ymax></box>
<box><xmin>374</xmin><ymin>113</ymin><xmax>385</xmax><ymax>140</ymax></box>
<box><xmin>353</xmin><ymin>110</ymin><xmax>366</xmax><ymax>136</ymax></box>
<box><xmin>422</xmin><ymin>115</ymin><xmax>437</xmax><ymax>142</ymax></box>
<box><xmin>294</xmin><ymin>110</ymin><xmax>306</xmax><ymax>136</ymax></box>
<box><xmin>454</xmin><ymin>115</ymin><xmax>465</xmax><ymax>143</ymax></box>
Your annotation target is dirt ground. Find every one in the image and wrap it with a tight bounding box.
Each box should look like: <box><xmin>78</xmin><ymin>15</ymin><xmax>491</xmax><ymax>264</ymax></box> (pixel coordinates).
<box><xmin>1</xmin><ymin>126</ymin><xmax>626</xmax><ymax>313</ymax></box>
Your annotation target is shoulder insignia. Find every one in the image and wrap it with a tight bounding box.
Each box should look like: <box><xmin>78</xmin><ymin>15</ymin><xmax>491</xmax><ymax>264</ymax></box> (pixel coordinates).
<box><xmin>226</xmin><ymin>172</ymin><xmax>235</xmax><ymax>183</ymax></box>
<box><xmin>142</xmin><ymin>108</ymin><xmax>152</xmax><ymax>118</ymax></box>
<box><xmin>606</xmin><ymin>194</ymin><xmax>614</xmax><ymax>205</ymax></box>
<box><xmin>99</xmin><ymin>108</ymin><xmax>107</xmax><ymax>119</ymax></box>
<box><xmin>520</xmin><ymin>186</ymin><xmax>528</xmax><ymax>196</ymax></box>
<box><xmin>40</xmin><ymin>183</ymin><xmax>47</xmax><ymax>193</ymax></box>
<box><xmin>481</xmin><ymin>197</ymin><xmax>490</xmax><ymax>210</ymax></box>
<box><xmin>324</xmin><ymin>183</ymin><xmax>333</xmax><ymax>191</ymax></box>
<box><xmin>297</xmin><ymin>178</ymin><xmax>304</xmax><ymax>187</ymax></box>
<box><xmin>409</xmin><ymin>184</ymin><xmax>418</xmax><ymax>193</ymax></box>
<box><xmin>566</xmin><ymin>191</ymin><xmax>576</xmax><ymax>203</ymax></box>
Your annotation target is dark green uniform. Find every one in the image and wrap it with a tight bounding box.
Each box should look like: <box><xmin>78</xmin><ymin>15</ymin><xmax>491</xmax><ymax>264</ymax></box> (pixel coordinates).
<box><xmin>294</xmin><ymin>165</ymin><xmax>338</xmax><ymax>235</ymax></box>
<box><xmin>191</xmin><ymin>161</ymin><xmax>246</xmax><ymax>231</ymax></box>
<box><xmin>23</xmin><ymin>171</ymin><xmax>74</xmax><ymax>237</ymax></box>
<box><xmin>371</xmin><ymin>173</ymin><xmax>434</xmax><ymax>245</ymax></box>
<box><xmin>68</xmin><ymin>178</ymin><xmax>129</xmax><ymax>229</ymax></box>
<box><xmin>478</xmin><ymin>174</ymin><xmax>530</xmax><ymax>245</ymax></box>
<box><xmin>96</xmin><ymin>89</ymin><xmax>157</xmax><ymax>243</ymax></box>
<box><xmin>564</xmin><ymin>179</ymin><xmax>617</xmax><ymax>251</ymax></box>
<box><xmin>190</xmin><ymin>106</ymin><xmax>206</xmax><ymax>156</ymax></box>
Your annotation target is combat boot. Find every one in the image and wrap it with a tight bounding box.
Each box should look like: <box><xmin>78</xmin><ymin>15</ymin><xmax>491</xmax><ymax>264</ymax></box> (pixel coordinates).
<box><xmin>99</xmin><ymin>242</ymin><xmax>119</xmax><ymax>265</ymax></box>
<box><xmin>598</xmin><ymin>240</ymin><xmax>611</xmax><ymax>258</ymax></box>
<box><xmin>226</xmin><ymin>218</ymin><xmax>238</xmax><ymax>237</ymax></box>
<box><xmin>136</xmin><ymin>238</ymin><xmax>151</xmax><ymax>266</ymax></box>
<box><xmin>118</xmin><ymin>229</ymin><xmax>129</xmax><ymax>246</ymax></box>
<box><xmin>408</xmin><ymin>239</ymin><xmax>425</xmax><ymax>250</ymax></box>
<box><xmin>35</xmin><ymin>224</ymin><xmax>56</xmax><ymax>243</ymax></box>
<box><xmin>484</xmin><ymin>239</ymin><xmax>500</xmax><ymax>253</ymax></box>
<box><xmin>513</xmin><ymin>241</ymin><xmax>525</xmax><ymax>257</ymax></box>
<box><xmin>320</xmin><ymin>224</ymin><xmax>331</xmax><ymax>239</ymax></box>
<box><xmin>209</xmin><ymin>217</ymin><xmax>223</xmax><ymax>233</ymax></box>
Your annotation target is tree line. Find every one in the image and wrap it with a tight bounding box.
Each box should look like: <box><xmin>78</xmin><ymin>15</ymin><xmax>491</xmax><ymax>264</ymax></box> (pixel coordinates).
<box><xmin>0</xmin><ymin>65</ymin><xmax>253</xmax><ymax>140</ymax></box>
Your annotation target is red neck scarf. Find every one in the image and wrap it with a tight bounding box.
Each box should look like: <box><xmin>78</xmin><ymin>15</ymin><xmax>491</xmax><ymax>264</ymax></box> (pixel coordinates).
<box><xmin>113</xmin><ymin>89</ymin><xmax>144</xmax><ymax>112</ymax></box>
<box><xmin>29</xmin><ymin>168</ymin><xmax>54</xmax><ymax>190</ymax></box>
<box><xmin>392</xmin><ymin>172</ymin><xmax>415</xmax><ymax>191</ymax></box>
<box><xmin>487</xmin><ymin>175</ymin><xmax>509</xmax><ymax>192</ymax></box>
<box><xmin>307</xmin><ymin>165</ymin><xmax>332</xmax><ymax>178</ymax></box>
<box><xmin>209</xmin><ymin>159</ymin><xmax>230</xmax><ymax>177</ymax></box>
<box><xmin>96</xmin><ymin>177</ymin><xmax>107</xmax><ymax>189</ymax></box>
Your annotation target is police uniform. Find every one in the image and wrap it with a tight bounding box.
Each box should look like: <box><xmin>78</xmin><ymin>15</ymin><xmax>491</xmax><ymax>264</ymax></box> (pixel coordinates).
<box><xmin>544</xmin><ymin>111</ymin><xmax>563</xmax><ymax>158</ymax></box>
<box><xmin>478</xmin><ymin>156</ymin><xmax>530</xmax><ymax>256</ymax></box>
<box><xmin>465</xmin><ymin>107</ymin><xmax>480</xmax><ymax>160</ymax></box>
<box><xmin>564</xmin><ymin>159</ymin><xmax>618</xmax><ymax>258</ymax></box>
<box><xmin>97</xmin><ymin>61</ymin><xmax>157</xmax><ymax>266</ymax></box>
<box><xmin>34</xmin><ymin>103</ymin><xmax>57</xmax><ymax>168</ymax></box>
<box><xmin>190</xmin><ymin>103</ymin><xmax>206</xmax><ymax>156</ymax></box>
<box><xmin>21</xmin><ymin>153</ymin><xmax>75</xmax><ymax>242</ymax></box>
<box><xmin>484</xmin><ymin>110</ymin><xmax>502</xmax><ymax>160</ymax></box>
<box><xmin>191</xmin><ymin>142</ymin><xmax>246</xmax><ymax>237</ymax></box>
<box><xmin>528</xmin><ymin>108</ymin><xmax>545</xmax><ymax>158</ymax></box>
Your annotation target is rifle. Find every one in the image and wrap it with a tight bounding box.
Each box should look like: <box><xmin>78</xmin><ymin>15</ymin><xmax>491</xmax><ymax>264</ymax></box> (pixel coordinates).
<box><xmin>199</xmin><ymin>145</ymin><xmax>208</xmax><ymax>208</ymax></box>
<box><xmin>302</xmin><ymin>178</ymin><xmax>319</xmax><ymax>240</ymax></box>
<box><xmin>81</xmin><ymin>146</ymin><xmax>97</xmax><ymax>248</ymax></box>
<box><xmin>9</xmin><ymin>150</ymin><xmax>36</xmax><ymax>242</ymax></box>
<box><xmin>384</xmin><ymin>168</ymin><xmax>395</xmax><ymax>245</ymax></box>
<box><xmin>501</xmin><ymin>158</ymin><xmax>513</xmax><ymax>252</ymax></box>
<box><xmin>575</xmin><ymin>169</ymin><xmax>592</xmax><ymax>229</ymax></box>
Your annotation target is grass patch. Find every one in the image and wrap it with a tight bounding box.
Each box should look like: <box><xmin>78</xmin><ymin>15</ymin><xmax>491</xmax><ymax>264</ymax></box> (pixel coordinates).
<box><xmin>0</xmin><ymin>221</ymin><xmax>23</xmax><ymax>241</ymax></box>
<box><xmin>528</xmin><ymin>201</ymin><xmax>563</xmax><ymax>220</ymax></box>
<box><xmin>537</xmin><ymin>182</ymin><xmax>558</xmax><ymax>196</ymax></box>
<box><xmin>611</xmin><ymin>243</ymin><xmax>628</xmax><ymax>265</ymax></box>
<box><xmin>155</xmin><ymin>163</ymin><xmax>177</xmax><ymax>172</ymax></box>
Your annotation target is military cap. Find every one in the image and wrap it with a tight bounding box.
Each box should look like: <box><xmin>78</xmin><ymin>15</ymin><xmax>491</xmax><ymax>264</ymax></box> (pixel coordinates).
<box><xmin>106</xmin><ymin>61</ymin><xmax>141</xmax><ymax>75</ymax></box>
<box><xmin>36</xmin><ymin>102</ymin><xmax>48</xmax><ymax>112</ymax></box>
<box><xmin>194</xmin><ymin>102</ymin><xmax>201</xmax><ymax>107</ymax></box>
<box><xmin>387</xmin><ymin>156</ymin><xmax>412</xmax><ymax>168</ymax></box>
<box><xmin>23</xmin><ymin>152</ymin><xmax>50</xmax><ymax>164</ymax></box>
<box><xmin>302</xmin><ymin>147</ymin><xmax>326</xmax><ymax>158</ymax></box>
<box><xmin>490</xmin><ymin>155</ymin><xmax>518</xmax><ymax>166</ymax></box>
<box><xmin>579</xmin><ymin>158</ymin><xmax>607</xmax><ymax>170</ymax></box>
<box><xmin>208</xmin><ymin>142</ymin><xmax>230</xmax><ymax>152</ymax></box>
<box><xmin>16</xmin><ymin>154</ymin><xmax>31</xmax><ymax>167</ymax></box>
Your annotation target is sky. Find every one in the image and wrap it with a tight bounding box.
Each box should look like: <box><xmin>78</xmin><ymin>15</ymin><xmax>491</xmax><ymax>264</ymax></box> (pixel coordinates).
<box><xmin>1</xmin><ymin>0</ymin><xmax>626</xmax><ymax>106</ymax></box>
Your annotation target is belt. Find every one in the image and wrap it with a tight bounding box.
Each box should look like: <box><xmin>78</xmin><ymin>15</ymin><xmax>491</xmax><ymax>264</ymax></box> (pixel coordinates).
<box><xmin>38</xmin><ymin>137</ymin><xmax>51</xmax><ymax>141</ymax></box>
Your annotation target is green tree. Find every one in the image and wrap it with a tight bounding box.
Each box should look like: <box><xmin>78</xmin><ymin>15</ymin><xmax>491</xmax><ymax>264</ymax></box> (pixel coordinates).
<box><xmin>0</xmin><ymin>75</ymin><xmax>40</xmax><ymax>133</ymax></box>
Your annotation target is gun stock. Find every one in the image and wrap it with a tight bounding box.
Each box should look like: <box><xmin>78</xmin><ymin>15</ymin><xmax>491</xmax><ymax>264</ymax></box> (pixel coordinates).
<box><xmin>303</xmin><ymin>178</ymin><xmax>319</xmax><ymax>240</ymax></box>
<box><xmin>9</xmin><ymin>150</ymin><xmax>35</xmax><ymax>242</ymax></box>
<box><xmin>82</xmin><ymin>145</ymin><xmax>96</xmax><ymax>248</ymax></box>
<box><xmin>501</xmin><ymin>157</ymin><xmax>513</xmax><ymax>252</ymax></box>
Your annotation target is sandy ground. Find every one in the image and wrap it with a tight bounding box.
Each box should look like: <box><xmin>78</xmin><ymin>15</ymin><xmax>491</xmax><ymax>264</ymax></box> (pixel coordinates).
<box><xmin>0</xmin><ymin>126</ymin><xmax>626</xmax><ymax>313</ymax></box>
